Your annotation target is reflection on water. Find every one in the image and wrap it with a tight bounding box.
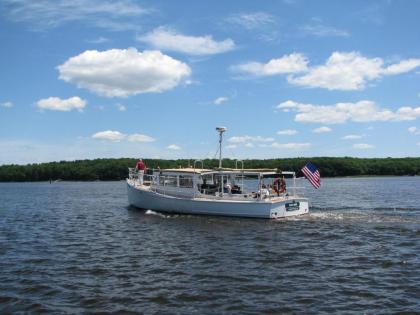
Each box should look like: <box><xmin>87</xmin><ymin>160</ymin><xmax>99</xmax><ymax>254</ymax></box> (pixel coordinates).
<box><xmin>0</xmin><ymin>177</ymin><xmax>419</xmax><ymax>314</ymax></box>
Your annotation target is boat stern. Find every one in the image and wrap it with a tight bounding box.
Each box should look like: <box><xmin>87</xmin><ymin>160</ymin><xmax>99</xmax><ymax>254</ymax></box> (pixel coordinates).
<box><xmin>269</xmin><ymin>198</ymin><xmax>309</xmax><ymax>219</ymax></box>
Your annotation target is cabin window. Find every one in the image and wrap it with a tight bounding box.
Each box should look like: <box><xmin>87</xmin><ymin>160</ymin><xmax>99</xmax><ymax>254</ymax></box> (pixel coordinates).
<box><xmin>159</xmin><ymin>175</ymin><xmax>177</xmax><ymax>187</ymax></box>
<box><xmin>201</xmin><ymin>174</ymin><xmax>214</xmax><ymax>185</ymax></box>
<box><xmin>179</xmin><ymin>175</ymin><xmax>193</xmax><ymax>188</ymax></box>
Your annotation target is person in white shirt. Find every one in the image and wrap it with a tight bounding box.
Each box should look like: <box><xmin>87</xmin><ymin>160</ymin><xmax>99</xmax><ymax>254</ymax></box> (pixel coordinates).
<box><xmin>259</xmin><ymin>184</ymin><xmax>270</xmax><ymax>198</ymax></box>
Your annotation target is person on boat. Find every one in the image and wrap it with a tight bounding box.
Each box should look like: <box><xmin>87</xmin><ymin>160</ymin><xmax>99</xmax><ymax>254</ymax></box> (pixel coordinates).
<box><xmin>261</xmin><ymin>184</ymin><xmax>270</xmax><ymax>198</ymax></box>
<box><xmin>231</xmin><ymin>184</ymin><xmax>241</xmax><ymax>194</ymax></box>
<box><xmin>254</xmin><ymin>184</ymin><xmax>270</xmax><ymax>199</ymax></box>
<box><xmin>224</xmin><ymin>183</ymin><xmax>232</xmax><ymax>194</ymax></box>
<box><xmin>135</xmin><ymin>159</ymin><xmax>146</xmax><ymax>184</ymax></box>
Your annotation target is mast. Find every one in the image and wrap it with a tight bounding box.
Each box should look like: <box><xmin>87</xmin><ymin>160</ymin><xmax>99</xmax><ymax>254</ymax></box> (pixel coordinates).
<box><xmin>216</xmin><ymin>126</ymin><xmax>227</xmax><ymax>169</ymax></box>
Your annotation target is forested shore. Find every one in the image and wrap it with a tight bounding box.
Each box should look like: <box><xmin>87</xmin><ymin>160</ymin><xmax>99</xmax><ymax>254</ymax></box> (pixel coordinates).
<box><xmin>0</xmin><ymin>157</ymin><xmax>419</xmax><ymax>182</ymax></box>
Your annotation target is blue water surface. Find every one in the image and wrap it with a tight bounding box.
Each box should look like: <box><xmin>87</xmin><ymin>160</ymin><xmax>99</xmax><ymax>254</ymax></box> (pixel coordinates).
<box><xmin>0</xmin><ymin>177</ymin><xmax>419</xmax><ymax>314</ymax></box>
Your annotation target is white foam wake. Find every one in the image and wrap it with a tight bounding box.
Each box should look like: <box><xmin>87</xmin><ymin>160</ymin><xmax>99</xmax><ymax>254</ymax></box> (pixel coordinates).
<box><xmin>145</xmin><ymin>209</ymin><xmax>168</xmax><ymax>218</ymax></box>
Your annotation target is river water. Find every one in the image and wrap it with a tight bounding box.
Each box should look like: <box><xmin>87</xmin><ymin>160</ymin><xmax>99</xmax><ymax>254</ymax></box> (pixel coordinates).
<box><xmin>0</xmin><ymin>177</ymin><xmax>419</xmax><ymax>314</ymax></box>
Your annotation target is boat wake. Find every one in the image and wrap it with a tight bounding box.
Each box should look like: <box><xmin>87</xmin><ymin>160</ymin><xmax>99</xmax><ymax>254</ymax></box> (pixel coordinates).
<box><xmin>289</xmin><ymin>207</ymin><xmax>420</xmax><ymax>224</ymax></box>
<box><xmin>311</xmin><ymin>206</ymin><xmax>420</xmax><ymax>212</ymax></box>
<box><xmin>145</xmin><ymin>209</ymin><xmax>169</xmax><ymax>218</ymax></box>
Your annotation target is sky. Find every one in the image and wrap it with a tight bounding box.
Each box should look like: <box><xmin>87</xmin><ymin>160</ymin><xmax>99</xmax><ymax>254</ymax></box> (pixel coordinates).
<box><xmin>0</xmin><ymin>0</ymin><xmax>420</xmax><ymax>165</ymax></box>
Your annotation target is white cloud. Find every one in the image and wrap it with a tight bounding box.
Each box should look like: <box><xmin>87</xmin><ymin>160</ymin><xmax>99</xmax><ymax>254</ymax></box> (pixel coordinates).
<box><xmin>1</xmin><ymin>0</ymin><xmax>148</xmax><ymax>31</ymax></box>
<box><xmin>37</xmin><ymin>96</ymin><xmax>86</xmax><ymax>111</ymax></box>
<box><xmin>234</xmin><ymin>51</ymin><xmax>420</xmax><ymax>90</ymax></box>
<box><xmin>137</xmin><ymin>27</ymin><xmax>235</xmax><ymax>55</ymax></box>
<box><xmin>268</xmin><ymin>142</ymin><xmax>311</xmax><ymax>150</ymax></box>
<box><xmin>226</xmin><ymin>144</ymin><xmax>237</xmax><ymax>149</ymax></box>
<box><xmin>116</xmin><ymin>103</ymin><xmax>126</xmax><ymax>111</ymax></box>
<box><xmin>185</xmin><ymin>79</ymin><xmax>199</xmax><ymax>86</ymax></box>
<box><xmin>417</xmin><ymin>142</ymin><xmax>420</xmax><ymax>146</ymax></box>
<box><xmin>58</xmin><ymin>48</ymin><xmax>191</xmax><ymax>97</ymax></box>
<box><xmin>408</xmin><ymin>127</ymin><xmax>420</xmax><ymax>135</ymax></box>
<box><xmin>214</xmin><ymin>97</ymin><xmax>228</xmax><ymax>105</ymax></box>
<box><xmin>312</xmin><ymin>126</ymin><xmax>332</xmax><ymax>133</ymax></box>
<box><xmin>383</xmin><ymin>59</ymin><xmax>420</xmax><ymax>75</ymax></box>
<box><xmin>92</xmin><ymin>130</ymin><xmax>125</xmax><ymax>141</ymax></box>
<box><xmin>232</xmin><ymin>53</ymin><xmax>308</xmax><ymax>76</ymax></box>
<box><xmin>277</xmin><ymin>100</ymin><xmax>420</xmax><ymax>124</ymax></box>
<box><xmin>288</xmin><ymin>52</ymin><xmax>383</xmax><ymax>90</ymax></box>
<box><xmin>244</xmin><ymin>142</ymin><xmax>254</xmax><ymax>148</ymax></box>
<box><xmin>1</xmin><ymin>101</ymin><xmax>13</xmax><ymax>108</ymax></box>
<box><xmin>167</xmin><ymin>144</ymin><xmax>181</xmax><ymax>150</ymax></box>
<box><xmin>288</xmin><ymin>52</ymin><xmax>420</xmax><ymax>90</ymax></box>
<box><xmin>91</xmin><ymin>130</ymin><xmax>155</xmax><ymax>142</ymax></box>
<box><xmin>277</xmin><ymin>129</ymin><xmax>298</xmax><ymax>136</ymax></box>
<box><xmin>86</xmin><ymin>36</ymin><xmax>110</xmax><ymax>44</ymax></box>
<box><xmin>342</xmin><ymin>134</ymin><xmax>363</xmax><ymax>140</ymax></box>
<box><xmin>127</xmin><ymin>134</ymin><xmax>155</xmax><ymax>142</ymax></box>
<box><xmin>225</xmin><ymin>12</ymin><xmax>275</xmax><ymax>30</ymax></box>
<box><xmin>300</xmin><ymin>23</ymin><xmax>349</xmax><ymax>37</ymax></box>
<box><xmin>224</xmin><ymin>12</ymin><xmax>278</xmax><ymax>42</ymax></box>
<box><xmin>353</xmin><ymin>143</ymin><xmax>374</xmax><ymax>149</ymax></box>
<box><xmin>228</xmin><ymin>135</ymin><xmax>274</xmax><ymax>143</ymax></box>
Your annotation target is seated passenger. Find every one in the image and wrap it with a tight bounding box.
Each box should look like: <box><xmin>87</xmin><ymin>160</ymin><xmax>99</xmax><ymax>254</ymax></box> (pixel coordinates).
<box><xmin>254</xmin><ymin>185</ymin><xmax>270</xmax><ymax>199</ymax></box>
<box><xmin>231</xmin><ymin>185</ymin><xmax>241</xmax><ymax>194</ymax></box>
<box><xmin>224</xmin><ymin>183</ymin><xmax>232</xmax><ymax>194</ymax></box>
<box><xmin>259</xmin><ymin>184</ymin><xmax>270</xmax><ymax>198</ymax></box>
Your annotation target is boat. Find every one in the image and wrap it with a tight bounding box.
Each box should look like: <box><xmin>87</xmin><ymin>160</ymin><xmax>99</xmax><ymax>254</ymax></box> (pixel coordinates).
<box><xmin>127</xmin><ymin>127</ymin><xmax>309</xmax><ymax>219</ymax></box>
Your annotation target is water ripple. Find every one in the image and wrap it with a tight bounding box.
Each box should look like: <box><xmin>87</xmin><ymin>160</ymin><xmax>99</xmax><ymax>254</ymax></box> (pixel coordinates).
<box><xmin>0</xmin><ymin>179</ymin><xmax>419</xmax><ymax>314</ymax></box>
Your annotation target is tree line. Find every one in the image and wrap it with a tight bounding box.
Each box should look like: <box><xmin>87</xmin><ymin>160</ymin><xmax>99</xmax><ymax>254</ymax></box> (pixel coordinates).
<box><xmin>0</xmin><ymin>157</ymin><xmax>419</xmax><ymax>182</ymax></box>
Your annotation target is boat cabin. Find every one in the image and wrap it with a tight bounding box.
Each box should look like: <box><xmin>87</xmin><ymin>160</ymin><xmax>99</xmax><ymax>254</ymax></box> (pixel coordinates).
<box><xmin>129</xmin><ymin>167</ymin><xmax>302</xmax><ymax>200</ymax></box>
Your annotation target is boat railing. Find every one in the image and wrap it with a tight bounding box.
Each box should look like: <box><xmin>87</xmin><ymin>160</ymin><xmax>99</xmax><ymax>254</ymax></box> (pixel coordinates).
<box><xmin>149</xmin><ymin>174</ymin><xmax>193</xmax><ymax>197</ymax></box>
<box><xmin>284</xmin><ymin>186</ymin><xmax>305</xmax><ymax>198</ymax></box>
<box><xmin>193</xmin><ymin>160</ymin><xmax>204</xmax><ymax>172</ymax></box>
<box><xmin>129</xmin><ymin>169</ymin><xmax>306</xmax><ymax>199</ymax></box>
<box><xmin>129</xmin><ymin>169</ymin><xmax>157</xmax><ymax>186</ymax></box>
<box><xmin>235</xmin><ymin>159</ymin><xmax>244</xmax><ymax>171</ymax></box>
<box><xmin>128</xmin><ymin>168</ymin><xmax>138</xmax><ymax>180</ymax></box>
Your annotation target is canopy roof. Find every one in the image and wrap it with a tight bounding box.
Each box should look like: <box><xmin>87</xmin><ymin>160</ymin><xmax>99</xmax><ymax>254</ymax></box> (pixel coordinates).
<box><xmin>158</xmin><ymin>167</ymin><xmax>294</xmax><ymax>177</ymax></box>
<box><xmin>158</xmin><ymin>168</ymin><xmax>212</xmax><ymax>174</ymax></box>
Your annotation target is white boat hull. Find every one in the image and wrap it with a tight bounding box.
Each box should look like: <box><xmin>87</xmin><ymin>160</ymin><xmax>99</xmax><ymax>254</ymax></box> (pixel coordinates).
<box><xmin>127</xmin><ymin>180</ymin><xmax>309</xmax><ymax>219</ymax></box>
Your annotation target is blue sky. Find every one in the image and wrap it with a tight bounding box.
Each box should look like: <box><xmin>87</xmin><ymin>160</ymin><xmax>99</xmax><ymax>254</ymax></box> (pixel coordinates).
<box><xmin>1</xmin><ymin>0</ymin><xmax>420</xmax><ymax>164</ymax></box>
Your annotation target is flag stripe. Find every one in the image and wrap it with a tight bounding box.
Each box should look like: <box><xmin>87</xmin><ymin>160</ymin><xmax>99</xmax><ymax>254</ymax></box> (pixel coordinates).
<box><xmin>302</xmin><ymin>167</ymin><xmax>320</xmax><ymax>182</ymax></box>
<box><xmin>301</xmin><ymin>163</ymin><xmax>321</xmax><ymax>189</ymax></box>
<box><xmin>303</xmin><ymin>170</ymin><xmax>320</xmax><ymax>188</ymax></box>
<box><xmin>302</xmin><ymin>167</ymin><xmax>317</xmax><ymax>180</ymax></box>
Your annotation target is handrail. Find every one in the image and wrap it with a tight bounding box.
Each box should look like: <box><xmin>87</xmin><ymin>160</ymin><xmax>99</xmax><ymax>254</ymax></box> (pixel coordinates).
<box><xmin>235</xmin><ymin>159</ymin><xmax>244</xmax><ymax>171</ymax></box>
<box><xmin>128</xmin><ymin>167</ymin><xmax>137</xmax><ymax>180</ymax></box>
<box><xmin>234</xmin><ymin>160</ymin><xmax>244</xmax><ymax>193</ymax></box>
<box><xmin>193</xmin><ymin>159</ymin><xmax>204</xmax><ymax>172</ymax></box>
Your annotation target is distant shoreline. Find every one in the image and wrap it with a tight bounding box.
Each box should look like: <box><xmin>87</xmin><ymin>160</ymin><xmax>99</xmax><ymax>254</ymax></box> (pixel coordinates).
<box><xmin>0</xmin><ymin>157</ymin><xmax>419</xmax><ymax>182</ymax></box>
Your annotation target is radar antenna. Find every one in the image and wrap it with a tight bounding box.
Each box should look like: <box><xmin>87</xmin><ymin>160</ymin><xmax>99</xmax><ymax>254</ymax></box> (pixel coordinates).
<box><xmin>216</xmin><ymin>126</ymin><xmax>227</xmax><ymax>169</ymax></box>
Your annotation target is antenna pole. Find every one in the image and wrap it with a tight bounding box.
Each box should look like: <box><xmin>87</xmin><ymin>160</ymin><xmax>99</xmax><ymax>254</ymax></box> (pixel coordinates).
<box><xmin>216</xmin><ymin>127</ymin><xmax>227</xmax><ymax>169</ymax></box>
<box><xmin>219</xmin><ymin>132</ymin><xmax>223</xmax><ymax>169</ymax></box>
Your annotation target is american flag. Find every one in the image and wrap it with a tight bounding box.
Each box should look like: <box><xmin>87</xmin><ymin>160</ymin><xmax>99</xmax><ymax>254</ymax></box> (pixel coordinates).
<box><xmin>301</xmin><ymin>162</ymin><xmax>321</xmax><ymax>189</ymax></box>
